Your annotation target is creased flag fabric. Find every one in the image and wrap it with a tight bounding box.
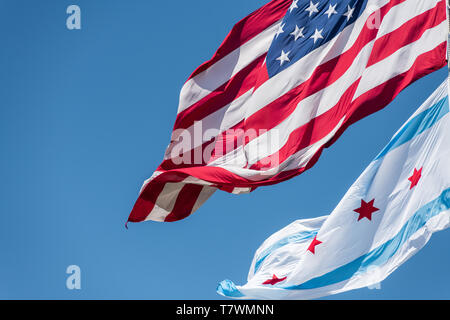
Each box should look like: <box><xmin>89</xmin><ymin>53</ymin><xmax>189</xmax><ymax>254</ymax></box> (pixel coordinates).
<box><xmin>128</xmin><ymin>0</ymin><xmax>447</xmax><ymax>224</ymax></box>
<box><xmin>217</xmin><ymin>79</ymin><xmax>450</xmax><ymax>300</ymax></box>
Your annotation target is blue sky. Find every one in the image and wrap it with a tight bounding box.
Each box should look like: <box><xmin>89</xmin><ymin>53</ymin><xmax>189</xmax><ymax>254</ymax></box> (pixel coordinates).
<box><xmin>0</xmin><ymin>0</ymin><xmax>449</xmax><ymax>299</ymax></box>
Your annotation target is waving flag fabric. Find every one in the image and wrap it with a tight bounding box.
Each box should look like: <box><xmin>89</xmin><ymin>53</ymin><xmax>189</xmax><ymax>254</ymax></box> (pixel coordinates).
<box><xmin>128</xmin><ymin>0</ymin><xmax>447</xmax><ymax>224</ymax></box>
<box><xmin>217</xmin><ymin>79</ymin><xmax>450</xmax><ymax>300</ymax></box>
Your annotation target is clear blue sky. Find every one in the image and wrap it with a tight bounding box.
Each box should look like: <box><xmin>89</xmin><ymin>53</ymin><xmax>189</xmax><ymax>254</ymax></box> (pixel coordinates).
<box><xmin>0</xmin><ymin>0</ymin><xmax>449</xmax><ymax>300</ymax></box>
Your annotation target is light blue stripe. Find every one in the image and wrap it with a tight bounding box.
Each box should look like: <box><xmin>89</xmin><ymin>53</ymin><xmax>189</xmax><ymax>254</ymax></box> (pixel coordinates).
<box><xmin>253</xmin><ymin>230</ymin><xmax>319</xmax><ymax>273</ymax></box>
<box><xmin>284</xmin><ymin>188</ymin><xmax>450</xmax><ymax>291</ymax></box>
<box><xmin>217</xmin><ymin>279</ymin><xmax>245</xmax><ymax>298</ymax></box>
<box><xmin>374</xmin><ymin>96</ymin><xmax>449</xmax><ymax>161</ymax></box>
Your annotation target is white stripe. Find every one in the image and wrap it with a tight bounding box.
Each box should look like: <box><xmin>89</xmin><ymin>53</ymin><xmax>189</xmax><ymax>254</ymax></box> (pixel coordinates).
<box><xmin>354</xmin><ymin>20</ymin><xmax>447</xmax><ymax>98</ymax></box>
<box><xmin>281</xmin><ymin>117</ymin><xmax>346</xmax><ymax>172</ymax></box>
<box><xmin>182</xmin><ymin>176</ymin><xmax>215</xmax><ymax>186</ymax></box>
<box><xmin>190</xmin><ymin>186</ymin><xmax>217</xmax><ymax>214</ymax></box>
<box><xmin>177</xmin><ymin>21</ymin><xmax>281</xmax><ymax>114</ymax></box>
<box><xmin>376</xmin><ymin>0</ymin><xmax>441</xmax><ymax>39</ymax></box>
<box><xmin>145</xmin><ymin>181</ymin><xmax>186</xmax><ymax>222</ymax></box>
<box><xmin>167</xmin><ymin>89</ymin><xmax>252</xmax><ymax>158</ymax></box>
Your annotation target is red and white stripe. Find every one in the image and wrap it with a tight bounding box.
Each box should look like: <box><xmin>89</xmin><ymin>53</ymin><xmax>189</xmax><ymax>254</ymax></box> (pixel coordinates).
<box><xmin>128</xmin><ymin>0</ymin><xmax>447</xmax><ymax>224</ymax></box>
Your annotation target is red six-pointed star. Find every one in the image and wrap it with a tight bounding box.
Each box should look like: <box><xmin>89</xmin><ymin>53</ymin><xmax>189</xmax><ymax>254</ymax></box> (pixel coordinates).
<box><xmin>354</xmin><ymin>199</ymin><xmax>380</xmax><ymax>221</ymax></box>
<box><xmin>408</xmin><ymin>167</ymin><xmax>422</xmax><ymax>190</ymax></box>
<box><xmin>262</xmin><ymin>274</ymin><xmax>287</xmax><ymax>285</ymax></box>
<box><xmin>307</xmin><ymin>236</ymin><xmax>322</xmax><ymax>254</ymax></box>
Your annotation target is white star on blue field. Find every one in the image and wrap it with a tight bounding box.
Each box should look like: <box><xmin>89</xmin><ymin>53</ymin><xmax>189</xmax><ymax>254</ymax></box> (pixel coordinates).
<box><xmin>266</xmin><ymin>0</ymin><xmax>365</xmax><ymax>77</ymax></box>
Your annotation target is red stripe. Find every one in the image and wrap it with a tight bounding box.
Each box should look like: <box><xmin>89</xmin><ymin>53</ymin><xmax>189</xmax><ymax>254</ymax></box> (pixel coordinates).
<box><xmin>187</xmin><ymin>0</ymin><xmax>291</xmax><ymax>80</ymax></box>
<box><xmin>164</xmin><ymin>184</ymin><xmax>204</xmax><ymax>222</ymax></box>
<box><xmin>250</xmin><ymin>79</ymin><xmax>361</xmax><ymax>170</ymax></box>
<box><xmin>253</xmin><ymin>61</ymin><xmax>270</xmax><ymax>91</ymax></box>
<box><xmin>174</xmin><ymin>54</ymin><xmax>265</xmax><ymax>131</ymax></box>
<box><xmin>367</xmin><ymin>0</ymin><xmax>446</xmax><ymax>67</ymax></box>
<box><xmin>242</xmin><ymin>0</ymin><xmax>406</xmax><ymax>137</ymax></box>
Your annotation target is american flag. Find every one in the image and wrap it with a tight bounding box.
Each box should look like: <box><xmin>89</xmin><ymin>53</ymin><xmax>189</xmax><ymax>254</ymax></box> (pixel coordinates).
<box><xmin>128</xmin><ymin>0</ymin><xmax>447</xmax><ymax>224</ymax></box>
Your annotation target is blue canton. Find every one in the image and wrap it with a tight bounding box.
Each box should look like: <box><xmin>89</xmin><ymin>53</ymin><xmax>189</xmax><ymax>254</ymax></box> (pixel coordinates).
<box><xmin>266</xmin><ymin>0</ymin><xmax>370</xmax><ymax>78</ymax></box>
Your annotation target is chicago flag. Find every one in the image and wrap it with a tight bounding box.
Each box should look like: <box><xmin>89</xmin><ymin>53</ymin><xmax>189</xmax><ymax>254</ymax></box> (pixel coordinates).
<box><xmin>217</xmin><ymin>79</ymin><xmax>450</xmax><ymax>299</ymax></box>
